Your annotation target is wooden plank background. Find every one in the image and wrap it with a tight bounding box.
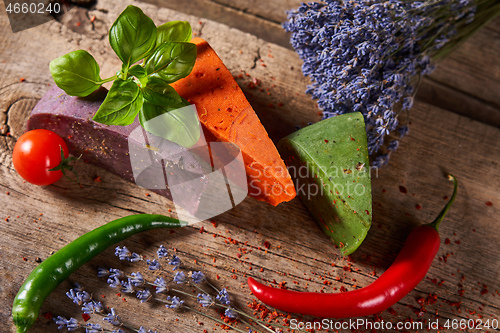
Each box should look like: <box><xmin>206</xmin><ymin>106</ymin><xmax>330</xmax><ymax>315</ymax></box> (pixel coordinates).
<box><xmin>0</xmin><ymin>0</ymin><xmax>499</xmax><ymax>332</ymax></box>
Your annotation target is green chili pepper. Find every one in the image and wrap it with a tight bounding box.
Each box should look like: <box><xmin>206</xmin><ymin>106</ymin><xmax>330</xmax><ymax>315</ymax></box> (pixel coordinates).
<box><xmin>12</xmin><ymin>214</ymin><xmax>186</xmax><ymax>333</ymax></box>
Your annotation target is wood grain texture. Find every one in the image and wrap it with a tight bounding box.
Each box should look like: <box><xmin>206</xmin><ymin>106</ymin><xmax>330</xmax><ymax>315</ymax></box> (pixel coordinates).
<box><xmin>0</xmin><ymin>1</ymin><xmax>499</xmax><ymax>332</ymax></box>
<box><xmin>141</xmin><ymin>0</ymin><xmax>297</xmax><ymax>48</ymax></box>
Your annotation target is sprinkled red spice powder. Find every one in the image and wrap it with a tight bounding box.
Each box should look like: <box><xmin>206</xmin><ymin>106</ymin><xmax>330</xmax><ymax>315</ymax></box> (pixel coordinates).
<box><xmin>485</xmin><ymin>201</ymin><xmax>493</xmax><ymax>206</ymax></box>
<box><xmin>82</xmin><ymin>313</ymin><xmax>90</xmax><ymax>321</ymax></box>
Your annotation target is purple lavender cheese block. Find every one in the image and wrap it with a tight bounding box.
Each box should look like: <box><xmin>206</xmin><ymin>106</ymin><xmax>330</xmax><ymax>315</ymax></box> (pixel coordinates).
<box><xmin>27</xmin><ymin>85</ymin><xmax>208</xmax><ymax>216</ymax></box>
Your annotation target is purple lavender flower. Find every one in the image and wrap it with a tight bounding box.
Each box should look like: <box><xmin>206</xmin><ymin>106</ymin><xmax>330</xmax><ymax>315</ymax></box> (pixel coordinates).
<box><xmin>103</xmin><ymin>308</ymin><xmax>121</xmax><ymax>326</ymax></box>
<box><xmin>107</xmin><ymin>275</ymin><xmax>121</xmax><ymax>288</ymax></box>
<box><xmin>115</xmin><ymin>246</ymin><xmax>142</xmax><ymax>262</ymax></box>
<box><xmin>84</xmin><ymin>323</ymin><xmax>101</xmax><ymax>333</ymax></box>
<box><xmin>65</xmin><ymin>317</ymin><xmax>79</xmax><ymax>331</ymax></box>
<box><xmin>168</xmin><ymin>255</ymin><xmax>181</xmax><ymax>270</ymax></box>
<box><xmin>197</xmin><ymin>293</ymin><xmax>214</xmax><ymax>307</ymax></box>
<box><xmin>97</xmin><ymin>267</ymin><xmax>108</xmax><ymax>277</ymax></box>
<box><xmin>147</xmin><ymin>259</ymin><xmax>161</xmax><ymax>270</ymax></box>
<box><xmin>224</xmin><ymin>307</ymin><xmax>238</xmax><ymax>319</ymax></box>
<box><xmin>130</xmin><ymin>272</ymin><xmax>144</xmax><ymax>286</ymax></box>
<box><xmin>54</xmin><ymin>316</ymin><xmax>79</xmax><ymax>330</ymax></box>
<box><xmin>157</xmin><ymin>245</ymin><xmax>168</xmax><ymax>258</ymax></box>
<box><xmin>166</xmin><ymin>295</ymin><xmax>184</xmax><ymax>309</ymax></box>
<box><xmin>216</xmin><ymin>288</ymin><xmax>230</xmax><ymax>305</ymax></box>
<box><xmin>109</xmin><ymin>268</ymin><xmax>123</xmax><ymax>279</ymax></box>
<box><xmin>129</xmin><ymin>252</ymin><xmax>142</xmax><ymax>262</ymax></box>
<box><xmin>191</xmin><ymin>271</ymin><xmax>206</xmax><ymax>284</ymax></box>
<box><xmin>136</xmin><ymin>288</ymin><xmax>152</xmax><ymax>303</ymax></box>
<box><xmin>283</xmin><ymin>0</ymin><xmax>477</xmax><ymax>164</ymax></box>
<box><xmin>66</xmin><ymin>288</ymin><xmax>91</xmax><ymax>306</ymax></box>
<box><xmin>82</xmin><ymin>300</ymin><xmax>104</xmax><ymax>314</ymax></box>
<box><xmin>173</xmin><ymin>271</ymin><xmax>187</xmax><ymax>284</ymax></box>
<box><xmin>121</xmin><ymin>279</ymin><xmax>135</xmax><ymax>293</ymax></box>
<box><xmin>115</xmin><ymin>246</ymin><xmax>131</xmax><ymax>260</ymax></box>
<box><xmin>153</xmin><ymin>277</ymin><xmax>168</xmax><ymax>293</ymax></box>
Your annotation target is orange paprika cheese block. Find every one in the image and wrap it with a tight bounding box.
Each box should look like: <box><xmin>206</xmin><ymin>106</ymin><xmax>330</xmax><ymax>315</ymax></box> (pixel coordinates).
<box><xmin>171</xmin><ymin>38</ymin><xmax>296</xmax><ymax>206</ymax></box>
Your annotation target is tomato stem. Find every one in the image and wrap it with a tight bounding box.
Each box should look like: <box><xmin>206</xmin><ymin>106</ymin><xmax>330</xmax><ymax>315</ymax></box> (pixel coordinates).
<box><xmin>48</xmin><ymin>146</ymin><xmax>82</xmax><ymax>184</ymax></box>
<box><xmin>427</xmin><ymin>174</ymin><xmax>458</xmax><ymax>232</ymax></box>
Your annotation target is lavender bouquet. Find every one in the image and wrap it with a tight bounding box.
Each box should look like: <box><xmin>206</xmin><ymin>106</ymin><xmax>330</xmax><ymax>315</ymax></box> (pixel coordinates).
<box><xmin>284</xmin><ymin>0</ymin><xmax>500</xmax><ymax>167</ymax></box>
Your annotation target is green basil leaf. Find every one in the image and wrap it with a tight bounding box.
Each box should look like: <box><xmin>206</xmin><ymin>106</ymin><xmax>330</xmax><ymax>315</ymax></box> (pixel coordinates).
<box><xmin>139</xmin><ymin>100</ymin><xmax>200</xmax><ymax>148</ymax></box>
<box><xmin>129</xmin><ymin>65</ymin><xmax>147</xmax><ymax>79</ymax></box>
<box><xmin>93</xmin><ymin>79</ymin><xmax>143</xmax><ymax>126</ymax></box>
<box><xmin>156</xmin><ymin>21</ymin><xmax>192</xmax><ymax>44</ymax></box>
<box><xmin>109</xmin><ymin>5</ymin><xmax>157</xmax><ymax>68</ymax></box>
<box><xmin>49</xmin><ymin>50</ymin><xmax>102</xmax><ymax>97</ymax></box>
<box><xmin>143</xmin><ymin>77</ymin><xmax>183</xmax><ymax>105</ymax></box>
<box><xmin>144</xmin><ymin>42</ymin><xmax>197</xmax><ymax>83</ymax></box>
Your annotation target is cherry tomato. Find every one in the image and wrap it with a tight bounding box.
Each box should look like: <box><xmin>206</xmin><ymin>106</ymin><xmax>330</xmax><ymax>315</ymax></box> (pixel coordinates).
<box><xmin>12</xmin><ymin>129</ymin><xmax>69</xmax><ymax>186</ymax></box>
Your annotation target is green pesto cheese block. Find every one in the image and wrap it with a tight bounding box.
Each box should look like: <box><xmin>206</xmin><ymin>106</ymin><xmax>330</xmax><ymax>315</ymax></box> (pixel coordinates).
<box><xmin>278</xmin><ymin>112</ymin><xmax>372</xmax><ymax>256</ymax></box>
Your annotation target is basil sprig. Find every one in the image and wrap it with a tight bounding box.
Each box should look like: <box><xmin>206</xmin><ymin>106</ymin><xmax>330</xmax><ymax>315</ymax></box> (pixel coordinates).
<box><xmin>49</xmin><ymin>5</ymin><xmax>199</xmax><ymax>147</ymax></box>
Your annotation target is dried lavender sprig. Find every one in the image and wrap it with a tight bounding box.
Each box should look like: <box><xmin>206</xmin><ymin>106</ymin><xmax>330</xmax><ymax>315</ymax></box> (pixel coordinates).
<box><xmin>155</xmin><ymin>297</ymin><xmax>251</xmax><ymax>333</ymax></box>
<box><xmin>163</xmin><ymin>259</ymin><xmax>302</xmax><ymax>333</ymax></box>
<box><xmin>61</xmin><ymin>284</ymin><xmax>155</xmax><ymax>333</ymax></box>
<box><xmin>54</xmin><ymin>316</ymin><xmax>127</xmax><ymax>333</ymax></box>
<box><xmin>101</xmin><ymin>245</ymin><xmax>306</xmax><ymax>333</ymax></box>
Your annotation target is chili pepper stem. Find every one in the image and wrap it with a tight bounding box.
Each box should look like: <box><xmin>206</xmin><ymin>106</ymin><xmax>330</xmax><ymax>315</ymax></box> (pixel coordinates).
<box><xmin>427</xmin><ymin>174</ymin><xmax>458</xmax><ymax>232</ymax></box>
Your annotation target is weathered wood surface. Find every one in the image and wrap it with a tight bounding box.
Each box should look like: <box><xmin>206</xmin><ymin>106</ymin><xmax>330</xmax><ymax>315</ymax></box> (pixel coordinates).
<box><xmin>0</xmin><ymin>1</ymin><xmax>499</xmax><ymax>332</ymax></box>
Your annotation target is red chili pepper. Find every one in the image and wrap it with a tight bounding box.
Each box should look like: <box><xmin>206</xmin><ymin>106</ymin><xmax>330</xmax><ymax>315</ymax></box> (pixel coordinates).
<box><xmin>248</xmin><ymin>175</ymin><xmax>458</xmax><ymax>318</ymax></box>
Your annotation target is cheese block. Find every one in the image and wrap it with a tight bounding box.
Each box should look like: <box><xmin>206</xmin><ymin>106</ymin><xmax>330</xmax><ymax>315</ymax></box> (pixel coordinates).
<box><xmin>278</xmin><ymin>113</ymin><xmax>372</xmax><ymax>255</ymax></box>
<box><xmin>171</xmin><ymin>38</ymin><xmax>296</xmax><ymax>206</ymax></box>
<box><xmin>27</xmin><ymin>86</ymin><xmax>208</xmax><ymax>216</ymax></box>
